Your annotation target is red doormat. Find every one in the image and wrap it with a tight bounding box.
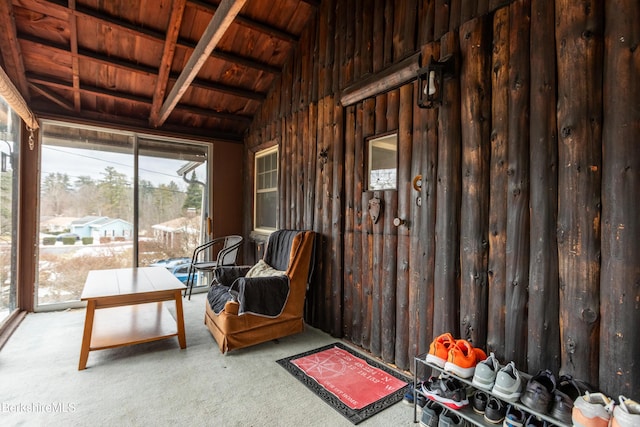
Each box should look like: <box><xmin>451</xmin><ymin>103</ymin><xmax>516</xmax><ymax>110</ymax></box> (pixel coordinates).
<box><xmin>276</xmin><ymin>342</ymin><xmax>410</xmax><ymax>424</ymax></box>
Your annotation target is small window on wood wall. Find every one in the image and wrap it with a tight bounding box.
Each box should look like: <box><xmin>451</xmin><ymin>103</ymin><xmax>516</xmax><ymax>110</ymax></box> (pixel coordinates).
<box><xmin>254</xmin><ymin>146</ymin><xmax>278</xmax><ymax>232</ymax></box>
<box><xmin>367</xmin><ymin>133</ymin><xmax>398</xmax><ymax>191</ymax></box>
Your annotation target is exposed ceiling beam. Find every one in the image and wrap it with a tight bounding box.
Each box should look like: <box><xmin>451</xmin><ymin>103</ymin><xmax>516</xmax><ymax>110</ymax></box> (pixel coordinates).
<box><xmin>29</xmin><ymin>82</ymin><xmax>75</xmax><ymax>111</ymax></box>
<box><xmin>188</xmin><ymin>0</ymin><xmax>299</xmax><ymax>43</ymax></box>
<box><xmin>0</xmin><ymin>0</ymin><xmax>31</xmax><ymax>100</ymax></box>
<box><xmin>155</xmin><ymin>0</ymin><xmax>249</xmax><ymax>127</ymax></box>
<box><xmin>68</xmin><ymin>0</ymin><xmax>81</xmax><ymax>111</ymax></box>
<box><xmin>20</xmin><ymin>34</ymin><xmax>266</xmax><ymax>101</ymax></box>
<box><xmin>26</xmin><ymin>73</ymin><xmax>252</xmax><ymax>124</ymax></box>
<box><xmin>149</xmin><ymin>0</ymin><xmax>187</xmax><ymax>126</ymax></box>
<box><xmin>35</xmin><ymin>0</ymin><xmax>281</xmax><ymax>75</ymax></box>
<box><xmin>34</xmin><ymin>108</ymin><xmax>244</xmax><ymax>143</ymax></box>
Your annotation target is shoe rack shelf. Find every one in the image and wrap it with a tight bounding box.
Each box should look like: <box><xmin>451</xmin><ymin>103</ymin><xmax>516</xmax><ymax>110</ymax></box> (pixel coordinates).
<box><xmin>412</xmin><ymin>353</ymin><xmax>571</xmax><ymax>427</ymax></box>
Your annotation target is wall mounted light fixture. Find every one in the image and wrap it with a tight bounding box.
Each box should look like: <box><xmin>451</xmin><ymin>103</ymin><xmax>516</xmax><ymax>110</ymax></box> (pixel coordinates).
<box><xmin>417</xmin><ymin>54</ymin><xmax>455</xmax><ymax>109</ymax></box>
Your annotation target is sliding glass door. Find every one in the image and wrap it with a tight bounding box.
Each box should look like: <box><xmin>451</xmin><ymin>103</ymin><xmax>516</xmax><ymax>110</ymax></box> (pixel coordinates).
<box><xmin>37</xmin><ymin>121</ymin><xmax>209</xmax><ymax>309</ymax></box>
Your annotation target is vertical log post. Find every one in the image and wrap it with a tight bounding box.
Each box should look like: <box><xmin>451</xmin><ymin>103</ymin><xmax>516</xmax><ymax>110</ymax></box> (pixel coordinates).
<box><xmin>459</xmin><ymin>15</ymin><xmax>492</xmax><ymax>346</ymax></box>
<box><xmin>528</xmin><ymin>0</ymin><xmax>560</xmax><ymax>374</ymax></box>
<box><xmin>331</xmin><ymin>100</ymin><xmax>344</xmax><ymax>337</ymax></box>
<box><xmin>599</xmin><ymin>0</ymin><xmax>639</xmax><ymax>397</ymax></box>
<box><xmin>417</xmin><ymin>41</ymin><xmax>440</xmax><ymax>356</ymax></box>
<box><xmin>556</xmin><ymin>0</ymin><xmax>603</xmax><ymax>386</ymax></box>
<box><xmin>351</xmin><ymin>103</ymin><xmax>365</xmax><ymax>346</ymax></box>
<box><xmin>487</xmin><ymin>6</ymin><xmax>509</xmax><ymax>359</ymax></box>
<box><xmin>433</xmin><ymin>31</ymin><xmax>462</xmax><ymax>337</ymax></box>
<box><xmin>343</xmin><ymin>105</ymin><xmax>356</xmax><ymax>340</ymax></box>
<box><xmin>504</xmin><ymin>0</ymin><xmax>531</xmax><ymax>369</ymax></box>
<box><xmin>394</xmin><ymin>82</ymin><xmax>413</xmax><ymax>369</ymax></box>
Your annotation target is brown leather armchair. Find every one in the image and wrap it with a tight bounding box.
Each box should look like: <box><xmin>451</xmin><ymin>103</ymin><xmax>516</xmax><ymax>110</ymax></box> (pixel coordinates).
<box><xmin>204</xmin><ymin>230</ymin><xmax>316</xmax><ymax>353</ymax></box>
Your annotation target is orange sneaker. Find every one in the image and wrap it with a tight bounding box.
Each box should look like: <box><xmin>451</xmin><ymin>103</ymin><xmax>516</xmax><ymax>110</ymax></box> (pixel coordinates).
<box><xmin>444</xmin><ymin>339</ymin><xmax>480</xmax><ymax>378</ymax></box>
<box><xmin>426</xmin><ymin>333</ymin><xmax>455</xmax><ymax>368</ymax></box>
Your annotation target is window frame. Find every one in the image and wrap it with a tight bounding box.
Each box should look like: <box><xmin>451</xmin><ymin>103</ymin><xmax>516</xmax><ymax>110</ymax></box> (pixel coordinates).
<box><xmin>366</xmin><ymin>132</ymin><xmax>398</xmax><ymax>191</ymax></box>
<box><xmin>253</xmin><ymin>145</ymin><xmax>279</xmax><ymax>234</ymax></box>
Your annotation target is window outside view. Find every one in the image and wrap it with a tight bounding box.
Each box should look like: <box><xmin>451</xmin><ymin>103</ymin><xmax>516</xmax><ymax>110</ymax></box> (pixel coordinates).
<box><xmin>38</xmin><ymin>122</ymin><xmax>209</xmax><ymax>307</ymax></box>
<box><xmin>0</xmin><ymin>96</ymin><xmax>19</xmax><ymax>324</ymax></box>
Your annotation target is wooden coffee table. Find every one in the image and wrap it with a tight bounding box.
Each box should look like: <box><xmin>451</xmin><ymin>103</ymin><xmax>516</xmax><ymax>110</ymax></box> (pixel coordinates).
<box><xmin>78</xmin><ymin>267</ymin><xmax>187</xmax><ymax>370</ymax></box>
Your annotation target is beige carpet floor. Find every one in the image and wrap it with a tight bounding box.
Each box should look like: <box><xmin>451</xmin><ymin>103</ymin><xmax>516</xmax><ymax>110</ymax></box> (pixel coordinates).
<box><xmin>0</xmin><ymin>292</ymin><xmax>417</xmax><ymax>426</ymax></box>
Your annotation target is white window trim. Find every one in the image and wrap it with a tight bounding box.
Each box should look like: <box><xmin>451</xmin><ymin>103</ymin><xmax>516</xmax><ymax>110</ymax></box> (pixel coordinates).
<box><xmin>253</xmin><ymin>145</ymin><xmax>278</xmax><ymax>234</ymax></box>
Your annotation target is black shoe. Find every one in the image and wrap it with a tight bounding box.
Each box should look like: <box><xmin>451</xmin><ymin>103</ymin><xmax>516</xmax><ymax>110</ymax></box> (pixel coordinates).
<box><xmin>520</xmin><ymin>369</ymin><xmax>556</xmax><ymax>413</ymax></box>
<box><xmin>484</xmin><ymin>396</ymin><xmax>506</xmax><ymax>424</ymax></box>
<box><xmin>550</xmin><ymin>374</ymin><xmax>594</xmax><ymax>424</ymax></box>
<box><xmin>472</xmin><ymin>390</ymin><xmax>489</xmax><ymax>414</ymax></box>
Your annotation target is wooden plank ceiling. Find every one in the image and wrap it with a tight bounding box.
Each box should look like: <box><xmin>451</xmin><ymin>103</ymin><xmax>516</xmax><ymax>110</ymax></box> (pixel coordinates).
<box><xmin>0</xmin><ymin>0</ymin><xmax>319</xmax><ymax>141</ymax></box>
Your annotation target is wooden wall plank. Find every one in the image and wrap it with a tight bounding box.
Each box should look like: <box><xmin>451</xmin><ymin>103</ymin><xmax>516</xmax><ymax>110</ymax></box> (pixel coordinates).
<box><xmin>381</xmin><ymin>190</ymin><xmax>398</xmax><ymax>362</ymax></box>
<box><xmin>600</xmin><ymin>0</ymin><xmax>640</xmax><ymax>398</ymax></box>
<box><xmin>487</xmin><ymin>6</ymin><xmax>509</xmax><ymax>359</ymax></box>
<box><xmin>504</xmin><ymin>0</ymin><xmax>531</xmax><ymax>369</ymax></box>
<box><xmin>331</xmin><ymin>100</ymin><xmax>344</xmax><ymax>336</ymax></box>
<box><xmin>417</xmin><ymin>0</ymin><xmax>436</xmax><ymax>45</ymax></box>
<box><xmin>556</xmin><ymin>0</ymin><xmax>603</xmax><ymax>386</ymax></box>
<box><xmin>352</xmin><ymin>102</ymin><xmax>365</xmax><ymax>346</ymax></box>
<box><xmin>432</xmin><ymin>31</ymin><xmax>461</xmax><ymax>337</ymax></box>
<box><xmin>321</xmin><ymin>95</ymin><xmax>335</xmax><ymax>332</ymax></box>
<box><xmin>459</xmin><ymin>15</ymin><xmax>491</xmax><ymax>346</ymax></box>
<box><xmin>394</xmin><ymin>82</ymin><xmax>414</xmax><ymax>370</ymax></box>
<box><xmin>434</xmin><ymin>0</ymin><xmax>450</xmax><ymax>40</ymax></box>
<box><xmin>408</xmin><ymin>80</ymin><xmax>424</xmax><ymax>360</ymax></box>
<box><xmin>528</xmin><ymin>0</ymin><xmax>560</xmax><ymax>374</ymax></box>
<box><xmin>343</xmin><ymin>105</ymin><xmax>356</xmax><ymax>340</ymax></box>
<box><xmin>415</xmin><ymin>41</ymin><xmax>440</xmax><ymax>358</ymax></box>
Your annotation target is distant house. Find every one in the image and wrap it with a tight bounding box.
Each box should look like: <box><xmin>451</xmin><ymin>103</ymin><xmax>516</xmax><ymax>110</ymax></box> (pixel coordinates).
<box><xmin>152</xmin><ymin>216</ymin><xmax>201</xmax><ymax>248</ymax></box>
<box><xmin>39</xmin><ymin>216</ymin><xmax>79</xmax><ymax>233</ymax></box>
<box><xmin>70</xmin><ymin>216</ymin><xmax>133</xmax><ymax>240</ymax></box>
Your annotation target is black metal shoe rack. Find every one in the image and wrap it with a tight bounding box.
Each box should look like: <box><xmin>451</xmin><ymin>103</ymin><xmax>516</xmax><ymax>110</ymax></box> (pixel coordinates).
<box><xmin>412</xmin><ymin>353</ymin><xmax>571</xmax><ymax>426</ymax></box>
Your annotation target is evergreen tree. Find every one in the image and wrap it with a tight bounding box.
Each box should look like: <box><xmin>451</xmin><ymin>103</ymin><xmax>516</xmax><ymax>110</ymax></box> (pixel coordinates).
<box><xmin>182</xmin><ymin>171</ymin><xmax>202</xmax><ymax>211</ymax></box>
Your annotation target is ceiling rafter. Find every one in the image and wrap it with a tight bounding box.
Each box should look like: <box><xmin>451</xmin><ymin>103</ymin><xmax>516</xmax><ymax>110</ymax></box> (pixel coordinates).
<box><xmin>26</xmin><ymin>73</ymin><xmax>252</xmax><ymax>125</ymax></box>
<box><xmin>37</xmin><ymin>0</ymin><xmax>281</xmax><ymax>75</ymax></box>
<box><xmin>29</xmin><ymin>81</ymin><xmax>75</xmax><ymax>111</ymax></box>
<box><xmin>155</xmin><ymin>0</ymin><xmax>249</xmax><ymax>127</ymax></box>
<box><xmin>67</xmin><ymin>0</ymin><xmax>81</xmax><ymax>111</ymax></box>
<box><xmin>149</xmin><ymin>0</ymin><xmax>187</xmax><ymax>126</ymax></box>
<box><xmin>20</xmin><ymin>33</ymin><xmax>266</xmax><ymax>102</ymax></box>
<box><xmin>188</xmin><ymin>0</ymin><xmax>299</xmax><ymax>43</ymax></box>
<box><xmin>0</xmin><ymin>0</ymin><xmax>31</xmax><ymax>100</ymax></box>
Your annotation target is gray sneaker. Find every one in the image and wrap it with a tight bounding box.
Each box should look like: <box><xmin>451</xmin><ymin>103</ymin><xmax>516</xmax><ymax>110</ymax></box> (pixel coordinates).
<box><xmin>491</xmin><ymin>361</ymin><xmax>523</xmax><ymax>401</ymax></box>
<box><xmin>420</xmin><ymin>400</ymin><xmax>444</xmax><ymax>427</ymax></box>
<box><xmin>472</xmin><ymin>352</ymin><xmax>500</xmax><ymax>391</ymax></box>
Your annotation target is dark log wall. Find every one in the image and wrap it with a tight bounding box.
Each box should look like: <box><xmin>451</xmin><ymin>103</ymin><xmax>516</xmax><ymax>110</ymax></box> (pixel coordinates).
<box><xmin>244</xmin><ymin>0</ymin><xmax>640</xmax><ymax>397</ymax></box>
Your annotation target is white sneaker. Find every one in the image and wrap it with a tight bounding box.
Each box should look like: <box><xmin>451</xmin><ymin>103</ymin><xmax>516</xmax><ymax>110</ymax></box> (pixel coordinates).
<box><xmin>612</xmin><ymin>395</ymin><xmax>640</xmax><ymax>427</ymax></box>
<box><xmin>472</xmin><ymin>352</ymin><xmax>500</xmax><ymax>391</ymax></box>
<box><xmin>491</xmin><ymin>361</ymin><xmax>522</xmax><ymax>401</ymax></box>
<box><xmin>572</xmin><ymin>392</ymin><xmax>614</xmax><ymax>427</ymax></box>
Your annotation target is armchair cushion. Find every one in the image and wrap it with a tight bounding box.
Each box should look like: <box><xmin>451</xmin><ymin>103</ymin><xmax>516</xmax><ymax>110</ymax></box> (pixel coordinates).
<box><xmin>208</xmin><ymin>260</ymin><xmax>288</xmax><ymax>317</ymax></box>
<box><xmin>245</xmin><ymin>259</ymin><xmax>286</xmax><ymax>278</ymax></box>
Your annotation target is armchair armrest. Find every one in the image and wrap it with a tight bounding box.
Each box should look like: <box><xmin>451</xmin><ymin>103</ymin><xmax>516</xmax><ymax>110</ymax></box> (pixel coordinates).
<box><xmin>229</xmin><ymin>275</ymin><xmax>290</xmax><ymax>317</ymax></box>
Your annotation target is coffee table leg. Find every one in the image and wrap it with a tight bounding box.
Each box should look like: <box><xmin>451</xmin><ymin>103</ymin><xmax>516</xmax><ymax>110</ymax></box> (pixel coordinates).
<box><xmin>174</xmin><ymin>290</ymin><xmax>186</xmax><ymax>349</ymax></box>
<box><xmin>79</xmin><ymin>299</ymin><xmax>96</xmax><ymax>370</ymax></box>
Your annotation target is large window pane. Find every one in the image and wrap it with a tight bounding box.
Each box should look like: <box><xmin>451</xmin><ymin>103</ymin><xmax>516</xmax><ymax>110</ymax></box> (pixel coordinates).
<box><xmin>39</xmin><ymin>123</ymin><xmax>135</xmax><ymax>306</ymax></box>
<box><xmin>37</xmin><ymin>122</ymin><xmax>210</xmax><ymax>308</ymax></box>
<box><xmin>0</xmin><ymin>96</ymin><xmax>19</xmax><ymax>324</ymax></box>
